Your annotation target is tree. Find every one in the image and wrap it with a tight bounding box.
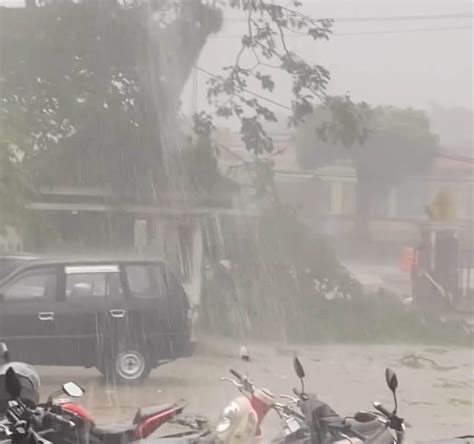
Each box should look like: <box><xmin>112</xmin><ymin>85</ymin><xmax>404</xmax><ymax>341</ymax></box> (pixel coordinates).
<box><xmin>0</xmin><ymin>1</ymin><xmax>222</xmax><ymax>199</ymax></box>
<box><xmin>0</xmin><ymin>0</ymin><xmax>364</xmax><ymax>228</ymax></box>
<box><xmin>296</xmin><ymin>106</ymin><xmax>440</xmax><ymax>238</ymax></box>
<box><xmin>0</xmin><ymin>133</ymin><xmax>34</xmax><ymax>232</ymax></box>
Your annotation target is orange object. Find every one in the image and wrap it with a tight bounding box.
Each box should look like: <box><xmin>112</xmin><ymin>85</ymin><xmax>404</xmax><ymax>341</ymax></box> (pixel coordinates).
<box><xmin>400</xmin><ymin>247</ymin><xmax>416</xmax><ymax>273</ymax></box>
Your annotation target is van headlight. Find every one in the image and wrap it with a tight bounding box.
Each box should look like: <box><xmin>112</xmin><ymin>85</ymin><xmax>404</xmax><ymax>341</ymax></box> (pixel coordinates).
<box><xmin>216</xmin><ymin>401</ymin><xmax>240</xmax><ymax>434</ymax></box>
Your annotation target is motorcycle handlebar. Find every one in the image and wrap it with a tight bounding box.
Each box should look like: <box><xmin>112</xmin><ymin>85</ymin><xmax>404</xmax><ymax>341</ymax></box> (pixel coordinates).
<box><xmin>221</xmin><ymin>377</ymin><xmax>242</xmax><ymax>389</ymax></box>
<box><xmin>280</xmin><ymin>394</ymin><xmax>298</xmax><ymax>403</ymax></box>
<box><xmin>229</xmin><ymin>369</ymin><xmax>243</xmax><ymax>382</ymax></box>
<box><xmin>373</xmin><ymin>402</ymin><xmax>391</xmax><ymax>418</ymax></box>
<box><xmin>44</xmin><ymin>411</ymin><xmax>75</xmax><ymax>430</ymax></box>
<box><xmin>273</xmin><ymin>403</ymin><xmax>306</xmax><ymax>422</ymax></box>
<box><xmin>293</xmin><ymin>388</ymin><xmax>309</xmax><ymax>401</ymax></box>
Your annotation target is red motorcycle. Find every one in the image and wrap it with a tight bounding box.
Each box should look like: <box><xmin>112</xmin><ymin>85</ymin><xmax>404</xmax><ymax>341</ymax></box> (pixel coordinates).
<box><xmin>46</xmin><ymin>382</ymin><xmax>185</xmax><ymax>443</ymax></box>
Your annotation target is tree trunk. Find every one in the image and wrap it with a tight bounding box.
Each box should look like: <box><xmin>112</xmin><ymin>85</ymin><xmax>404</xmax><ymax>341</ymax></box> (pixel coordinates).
<box><xmin>355</xmin><ymin>175</ymin><xmax>373</xmax><ymax>241</ymax></box>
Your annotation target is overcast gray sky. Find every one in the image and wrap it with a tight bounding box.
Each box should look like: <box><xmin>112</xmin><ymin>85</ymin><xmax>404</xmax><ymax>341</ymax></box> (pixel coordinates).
<box><xmin>182</xmin><ymin>0</ymin><xmax>473</xmax><ymax>117</ymax></box>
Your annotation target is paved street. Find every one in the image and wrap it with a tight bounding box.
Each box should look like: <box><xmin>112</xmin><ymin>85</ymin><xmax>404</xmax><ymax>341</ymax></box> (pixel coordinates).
<box><xmin>36</xmin><ymin>339</ymin><xmax>473</xmax><ymax>442</ymax></box>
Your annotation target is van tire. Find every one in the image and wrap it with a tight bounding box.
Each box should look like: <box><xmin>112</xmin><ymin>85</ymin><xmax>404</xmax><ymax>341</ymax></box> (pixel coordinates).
<box><xmin>99</xmin><ymin>342</ymin><xmax>152</xmax><ymax>385</ymax></box>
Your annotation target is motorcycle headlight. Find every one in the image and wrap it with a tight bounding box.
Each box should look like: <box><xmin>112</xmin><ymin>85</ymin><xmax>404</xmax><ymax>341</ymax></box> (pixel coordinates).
<box><xmin>216</xmin><ymin>401</ymin><xmax>241</xmax><ymax>434</ymax></box>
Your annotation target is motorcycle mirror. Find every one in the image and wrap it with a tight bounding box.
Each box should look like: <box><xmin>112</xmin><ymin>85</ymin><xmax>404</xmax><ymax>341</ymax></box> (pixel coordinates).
<box><xmin>385</xmin><ymin>368</ymin><xmax>398</xmax><ymax>392</ymax></box>
<box><xmin>293</xmin><ymin>357</ymin><xmax>306</xmax><ymax>395</ymax></box>
<box><xmin>5</xmin><ymin>367</ymin><xmax>22</xmax><ymax>400</ymax></box>
<box><xmin>293</xmin><ymin>357</ymin><xmax>305</xmax><ymax>379</ymax></box>
<box><xmin>385</xmin><ymin>368</ymin><xmax>399</xmax><ymax>414</ymax></box>
<box><xmin>63</xmin><ymin>382</ymin><xmax>84</xmax><ymax>398</ymax></box>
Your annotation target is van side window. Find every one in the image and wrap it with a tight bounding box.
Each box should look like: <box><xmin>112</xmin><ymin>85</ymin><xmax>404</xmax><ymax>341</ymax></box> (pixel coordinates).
<box><xmin>154</xmin><ymin>264</ymin><xmax>170</xmax><ymax>298</ymax></box>
<box><xmin>126</xmin><ymin>265</ymin><xmax>155</xmax><ymax>299</ymax></box>
<box><xmin>3</xmin><ymin>267</ymin><xmax>57</xmax><ymax>301</ymax></box>
<box><xmin>156</xmin><ymin>264</ymin><xmax>189</xmax><ymax>309</ymax></box>
<box><xmin>65</xmin><ymin>272</ymin><xmax>123</xmax><ymax>300</ymax></box>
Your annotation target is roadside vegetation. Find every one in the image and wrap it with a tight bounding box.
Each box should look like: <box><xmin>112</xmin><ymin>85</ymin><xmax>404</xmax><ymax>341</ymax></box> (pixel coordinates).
<box><xmin>199</xmin><ymin>204</ymin><xmax>472</xmax><ymax>347</ymax></box>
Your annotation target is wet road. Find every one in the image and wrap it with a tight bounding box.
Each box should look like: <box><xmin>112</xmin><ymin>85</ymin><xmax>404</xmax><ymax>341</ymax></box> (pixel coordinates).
<box><xmin>37</xmin><ymin>340</ymin><xmax>473</xmax><ymax>442</ymax></box>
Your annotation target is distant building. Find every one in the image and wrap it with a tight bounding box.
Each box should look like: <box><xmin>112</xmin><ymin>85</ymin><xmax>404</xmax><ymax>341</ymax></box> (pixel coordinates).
<box><xmin>216</xmin><ymin>128</ymin><xmax>473</xmax><ymax>248</ymax></box>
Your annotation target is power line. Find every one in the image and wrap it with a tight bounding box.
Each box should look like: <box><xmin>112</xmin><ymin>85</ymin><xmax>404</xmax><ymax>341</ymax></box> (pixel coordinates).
<box><xmin>439</xmin><ymin>153</ymin><xmax>474</xmax><ymax>164</ymax></box>
<box><xmin>193</xmin><ymin>67</ymin><xmax>474</xmax><ymax>172</ymax></box>
<box><xmin>333</xmin><ymin>25</ymin><xmax>473</xmax><ymax>36</ymax></box>
<box><xmin>194</xmin><ymin>65</ymin><xmax>293</xmax><ymax>111</ymax></box>
<box><xmin>326</xmin><ymin>13</ymin><xmax>474</xmax><ymax>23</ymax></box>
<box><xmin>224</xmin><ymin>12</ymin><xmax>474</xmax><ymax>23</ymax></box>
<box><xmin>210</xmin><ymin>25</ymin><xmax>473</xmax><ymax>39</ymax></box>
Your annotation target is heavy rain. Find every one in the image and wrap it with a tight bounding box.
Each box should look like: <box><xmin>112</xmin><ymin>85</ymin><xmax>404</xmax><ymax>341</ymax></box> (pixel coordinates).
<box><xmin>0</xmin><ymin>0</ymin><xmax>473</xmax><ymax>443</ymax></box>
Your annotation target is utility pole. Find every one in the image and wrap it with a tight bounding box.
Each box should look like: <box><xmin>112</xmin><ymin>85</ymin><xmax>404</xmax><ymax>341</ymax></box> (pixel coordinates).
<box><xmin>190</xmin><ymin>67</ymin><xmax>198</xmax><ymax>117</ymax></box>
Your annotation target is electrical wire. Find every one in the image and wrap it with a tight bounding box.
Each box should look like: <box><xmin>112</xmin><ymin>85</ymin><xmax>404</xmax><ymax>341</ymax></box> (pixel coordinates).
<box><xmin>224</xmin><ymin>12</ymin><xmax>474</xmax><ymax>24</ymax></box>
<box><xmin>194</xmin><ymin>65</ymin><xmax>293</xmax><ymax>111</ymax></box>
<box><xmin>210</xmin><ymin>25</ymin><xmax>473</xmax><ymax>39</ymax></box>
<box><xmin>193</xmin><ymin>69</ymin><xmax>474</xmax><ymax>174</ymax></box>
<box><xmin>439</xmin><ymin>153</ymin><xmax>474</xmax><ymax>164</ymax></box>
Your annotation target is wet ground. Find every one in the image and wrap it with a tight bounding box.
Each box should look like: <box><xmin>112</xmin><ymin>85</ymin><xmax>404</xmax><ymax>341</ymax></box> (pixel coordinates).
<box><xmin>37</xmin><ymin>339</ymin><xmax>473</xmax><ymax>442</ymax></box>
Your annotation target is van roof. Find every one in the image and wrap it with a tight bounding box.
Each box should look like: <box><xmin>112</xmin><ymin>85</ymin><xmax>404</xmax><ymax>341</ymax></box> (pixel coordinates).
<box><xmin>0</xmin><ymin>255</ymin><xmax>167</xmax><ymax>283</ymax></box>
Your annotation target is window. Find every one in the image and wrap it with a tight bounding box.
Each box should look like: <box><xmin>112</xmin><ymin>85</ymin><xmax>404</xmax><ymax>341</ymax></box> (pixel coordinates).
<box><xmin>126</xmin><ymin>265</ymin><xmax>154</xmax><ymax>299</ymax></box>
<box><xmin>3</xmin><ymin>267</ymin><xmax>57</xmax><ymax>302</ymax></box>
<box><xmin>155</xmin><ymin>264</ymin><xmax>187</xmax><ymax>306</ymax></box>
<box><xmin>65</xmin><ymin>271</ymin><xmax>123</xmax><ymax>300</ymax></box>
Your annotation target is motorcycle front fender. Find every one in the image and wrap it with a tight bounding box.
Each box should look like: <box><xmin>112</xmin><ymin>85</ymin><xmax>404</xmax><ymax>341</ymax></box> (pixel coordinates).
<box><xmin>215</xmin><ymin>396</ymin><xmax>258</xmax><ymax>444</ymax></box>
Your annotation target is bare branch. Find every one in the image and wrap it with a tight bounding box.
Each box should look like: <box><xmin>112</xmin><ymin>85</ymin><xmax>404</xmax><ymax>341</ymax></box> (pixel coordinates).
<box><xmin>196</xmin><ymin>0</ymin><xmax>339</xmax><ymax>154</ymax></box>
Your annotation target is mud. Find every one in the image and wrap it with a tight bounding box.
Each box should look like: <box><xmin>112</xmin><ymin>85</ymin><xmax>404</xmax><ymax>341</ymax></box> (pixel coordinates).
<box><xmin>37</xmin><ymin>339</ymin><xmax>473</xmax><ymax>441</ymax></box>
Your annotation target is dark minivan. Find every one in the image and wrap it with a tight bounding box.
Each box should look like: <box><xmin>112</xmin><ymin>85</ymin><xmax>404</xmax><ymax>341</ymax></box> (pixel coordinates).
<box><xmin>0</xmin><ymin>258</ymin><xmax>192</xmax><ymax>384</ymax></box>
<box><xmin>0</xmin><ymin>254</ymin><xmax>40</xmax><ymax>281</ymax></box>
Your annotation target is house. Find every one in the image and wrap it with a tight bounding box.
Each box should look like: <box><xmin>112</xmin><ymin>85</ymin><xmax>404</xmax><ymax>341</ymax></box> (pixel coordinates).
<box><xmin>216</xmin><ymin>127</ymin><xmax>473</xmax><ymax>251</ymax></box>
<box><xmin>20</xmin><ymin>178</ymin><xmax>248</xmax><ymax>309</ymax></box>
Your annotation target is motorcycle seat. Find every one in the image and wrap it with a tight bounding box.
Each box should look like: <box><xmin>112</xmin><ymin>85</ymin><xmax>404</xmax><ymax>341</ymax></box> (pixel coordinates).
<box><xmin>347</xmin><ymin>418</ymin><xmax>385</xmax><ymax>438</ymax></box>
<box><xmin>321</xmin><ymin>416</ymin><xmax>353</xmax><ymax>433</ymax></box>
<box><xmin>320</xmin><ymin>416</ymin><xmax>384</xmax><ymax>439</ymax></box>
<box><xmin>92</xmin><ymin>423</ymin><xmax>136</xmax><ymax>439</ymax></box>
<box><xmin>133</xmin><ymin>403</ymin><xmax>181</xmax><ymax>424</ymax></box>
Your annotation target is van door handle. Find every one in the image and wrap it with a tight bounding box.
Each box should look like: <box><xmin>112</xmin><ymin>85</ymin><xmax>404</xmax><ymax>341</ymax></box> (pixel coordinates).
<box><xmin>38</xmin><ymin>312</ymin><xmax>54</xmax><ymax>321</ymax></box>
<box><xmin>109</xmin><ymin>309</ymin><xmax>126</xmax><ymax>319</ymax></box>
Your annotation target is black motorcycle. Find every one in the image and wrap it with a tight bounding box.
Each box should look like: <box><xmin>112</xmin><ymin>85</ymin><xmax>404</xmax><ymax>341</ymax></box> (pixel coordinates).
<box><xmin>273</xmin><ymin>357</ymin><xmax>470</xmax><ymax>444</ymax></box>
<box><xmin>0</xmin><ymin>343</ymin><xmax>209</xmax><ymax>444</ymax></box>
